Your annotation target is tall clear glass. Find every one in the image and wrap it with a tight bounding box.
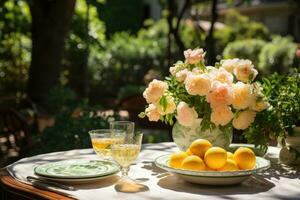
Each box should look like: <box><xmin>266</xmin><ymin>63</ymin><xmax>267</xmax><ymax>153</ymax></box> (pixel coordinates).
<box><xmin>89</xmin><ymin>129</ymin><xmax>125</xmax><ymax>160</ymax></box>
<box><xmin>111</xmin><ymin>132</ymin><xmax>143</xmax><ymax>181</ymax></box>
<box><xmin>110</xmin><ymin>121</ymin><xmax>135</xmax><ymax>138</ymax></box>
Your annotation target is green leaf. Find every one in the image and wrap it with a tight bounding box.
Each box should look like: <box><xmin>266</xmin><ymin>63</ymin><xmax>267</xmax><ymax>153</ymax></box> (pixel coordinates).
<box><xmin>159</xmin><ymin>96</ymin><xmax>168</xmax><ymax>112</ymax></box>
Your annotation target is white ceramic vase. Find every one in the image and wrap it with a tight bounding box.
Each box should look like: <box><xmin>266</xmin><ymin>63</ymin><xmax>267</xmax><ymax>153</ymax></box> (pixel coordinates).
<box><xmin>172</xmin><ymin>119</ymin><xmax>232</xmax><ymax>151</ymax></box>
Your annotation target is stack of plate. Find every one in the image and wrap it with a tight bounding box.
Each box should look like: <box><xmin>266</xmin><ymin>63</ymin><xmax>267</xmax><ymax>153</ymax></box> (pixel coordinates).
<box><xmin>34</xmin><ymin>159</ymin><xmax>120</xmax><ymax>184</ymax></box>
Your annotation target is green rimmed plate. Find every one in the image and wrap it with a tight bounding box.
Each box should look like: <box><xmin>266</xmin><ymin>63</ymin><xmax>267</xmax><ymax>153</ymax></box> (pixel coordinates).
<box><xmin>34</xmin><ymin>160</ymin><xmax>119</xmax><ymax>179</ymax></box>
<box><xmin>155</xmin><ymin>154</ymin><xmax>270</xmax><ymax>185</ymax></box>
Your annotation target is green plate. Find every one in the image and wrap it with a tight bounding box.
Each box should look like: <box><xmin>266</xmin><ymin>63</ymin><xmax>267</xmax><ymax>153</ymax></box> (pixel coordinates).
<box><xmin>154</xmin><ymin>154</ymin><xmax>270</xmax><ymax>185</ymax></box>
<box><xmin>34</xmin><ymin>160</ymin><xmax>119</xmax><ymax>179</ymax></box>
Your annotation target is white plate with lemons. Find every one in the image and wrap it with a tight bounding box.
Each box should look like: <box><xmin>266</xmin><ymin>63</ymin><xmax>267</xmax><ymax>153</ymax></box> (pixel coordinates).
<box><xmin>155</xmin><ymin>154</ymin><xmax>270</xmax><ymax>185</ymax></box>
<box><xmin>154</xmin><ymin>139</ymin><xmax>270</xmax><ymax>185</ymax></box>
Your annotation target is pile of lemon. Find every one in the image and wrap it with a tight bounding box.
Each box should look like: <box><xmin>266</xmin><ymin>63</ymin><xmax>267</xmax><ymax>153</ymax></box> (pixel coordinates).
<box><xmin>169</xmin><ymin>139</ymin><xmax>256</xmax><ymax>171</ymax></box>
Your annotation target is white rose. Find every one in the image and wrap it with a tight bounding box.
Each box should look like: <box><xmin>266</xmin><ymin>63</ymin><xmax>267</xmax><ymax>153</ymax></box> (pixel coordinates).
<box><xmin>221</xmin><ymin>58</ymin><xmax>240</xmax><ymax>73</ymax></box>
<box><xmin>145</xmin><ymin>104</ymin><xmax>161</xmax><ymax>122</ymax></box>
<box><xmin>176</xmin><ymin>102</ymin><xmax>198</xmax><ymax>127</ymax></box>
<box><xmin>169</xmin><ymin>66</ymin><xmax>177</xmax><ymax>76</ymax></box>
<box><xmin>143</xmin><ymin>79</ymin><xmax>168</xmax><ymax>103</ymax></box>
<box><xmin>169</xmin><ymin>61</ymin><xmax>185</xmax><ymax>76</ymax></box>
<box><xmin>232</xmin><ymin>82</ymin><xmax>254</xmax><ymax>110</ymax></box>
<box><xmin>233</xmin><ymin>59</ymin><xmax>258</xmax><ymax>83</ymax></box>
<box><xmin>232</xmin><ymin>110</ymin><xmax>256</xmax><ymax>130</ymax></box>
<box><xmin>156</xmin><ymin>96</ymin><xmax>176</xmax><ymax>115</ymax></box>
<box><xmin>185</xmin><ymin>73</ymin><xmax>211</xmax><ymax>96</ymax></box>
<box><xmin>175</xmin><ymin>69</ymin><xmax>189</xmax><ymax>82</ymax></box>
<box><xmin>210</xmin><ymin>106</ymin><xmax>234</xmax><ymax>126</ymax></box>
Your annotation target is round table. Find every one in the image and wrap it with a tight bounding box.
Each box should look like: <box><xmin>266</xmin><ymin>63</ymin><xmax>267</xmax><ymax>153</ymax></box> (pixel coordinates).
<box><xmin>2</xmin><ymin>142</ymin><xmax>300</xmax><ymax>200</ymax></box>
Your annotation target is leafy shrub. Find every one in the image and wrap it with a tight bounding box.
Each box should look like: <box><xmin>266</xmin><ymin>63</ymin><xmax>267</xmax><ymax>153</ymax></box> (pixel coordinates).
<box><xmin>258</xmin><ymin>36</ymin><xmax>297</xmax><ymax>74</ymax></box>
<box><xmin>30</xmin><ymin>108</ymin><xmax>115</xmax><ymax>155</ymax></box>
<box><xmin>223</xmin><ymin>39</ymin><xmax>266</xmax><ymax>67</ymax></box>
<box><xmin>29</xmin><ymin>86</ymin><xmax>116</xmax><ymax>155</ymax></box>
<box><xmin>262</xmin><ymin>70</ymin><xmax>300</xmax><ymax>133</ymax></box>
<box><xmin>244</xmin><ymin>69</ymin><xmax>300</xmax><ymax>147</ymax></box>
<box><xmin>89</xmin><ymin>31</ymin><xmax>165</xmax><ymax>97</ymax></box>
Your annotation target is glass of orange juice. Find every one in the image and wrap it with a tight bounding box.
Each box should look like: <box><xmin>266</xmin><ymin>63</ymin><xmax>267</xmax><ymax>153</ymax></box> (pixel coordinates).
<box><xmin>89</xmin><ymin>129</ymin><xmax>125</xmax><ymax>160</ymax></box>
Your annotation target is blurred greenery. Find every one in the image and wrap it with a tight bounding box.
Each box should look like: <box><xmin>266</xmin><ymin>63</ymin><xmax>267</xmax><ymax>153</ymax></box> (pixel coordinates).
<box><xmin>223</xmin><ymin>37</ymin><xmax>297</xmax><ymax>75</ymax></box>
<box><xmin>258</xmin><ymin>36</ymin><xmax>297</xmax><ymax>74</ymax></box>
<box><xmin>223</xmin><ymin>39</ymin><xmax>266</xmax><ymax>67</ymax></box>
<box><xmin>0</xmin><ymin>0</ymin><xmax>31</xmax><ymax>95</ymax></box>
<box><xmin>117</xmin><ymin>85</ymin><xmax>146</xmax><ymax>101</ymax></box>
<box><xmin>30</xmin><ymin>106</ymin><xmax>113</xmax><ymax>155</ymax></box>
<box><xmin>98</xmin><ymin>0</ymin><xmax>143</xmax><ymax>36</ymax></box>
<box><xmin>214</xmin><ymin>9</ymin><xmax>270</xmax><ymax>58</ymax></box>
<box><xmin>89</xmin><ymin>31</ymin><xmax>165</xmax><ymax>97</ymax></box>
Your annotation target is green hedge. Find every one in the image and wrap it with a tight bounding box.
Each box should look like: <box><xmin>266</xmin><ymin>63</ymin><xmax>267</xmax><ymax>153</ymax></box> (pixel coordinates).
<box><xmin>258</xmin><ymin>36</ymin><xmax>297</xmax><ymax>74</ymax></box>
<box><xmin>223</xmin><ymin>36</ymin><xmax>297</xmax><ymax>74</ymax></box>
<box><xmin>223</xmin><ymin>39</ymin><xmax>266</xmax><ymax>67</ymax></box>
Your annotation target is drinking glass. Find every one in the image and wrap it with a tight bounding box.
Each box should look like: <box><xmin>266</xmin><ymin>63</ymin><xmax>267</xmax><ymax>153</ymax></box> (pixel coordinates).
<box><xmin>111</xmin><ymin>132</ymin><xmax>143</xmax><ymax>181</ymax></box>
<box><xmin>110</xmin><ymin>121</ymin><xmax>135</xmax><ymax>138</ymax></box>
<box><xmin>89</xmin><ymin>129</ymin><xmax>125</xmax><ymax>160</ymax></box>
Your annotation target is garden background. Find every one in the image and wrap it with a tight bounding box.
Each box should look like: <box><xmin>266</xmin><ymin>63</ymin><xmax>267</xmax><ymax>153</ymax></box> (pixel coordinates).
<box><xmin>0</xmin><ymin>0</ymin><xmax>299</xmax><ymax>167</ymax></box>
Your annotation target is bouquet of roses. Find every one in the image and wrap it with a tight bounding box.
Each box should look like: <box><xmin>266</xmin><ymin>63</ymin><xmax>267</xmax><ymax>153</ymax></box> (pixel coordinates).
<box><xmin>139</xmin><ymin>48</ymin><xmax>269</xmax><ymax>134</ymax></box>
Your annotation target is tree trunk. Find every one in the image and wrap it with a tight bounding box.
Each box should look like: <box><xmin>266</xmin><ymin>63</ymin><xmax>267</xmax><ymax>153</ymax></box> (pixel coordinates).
<box><xmin>205</xmin><ymin>0</ymin><xmax>218</xmax><ymax>65</ymax></box>
<box><xmin>27</xmin><ymin>0</ymin><xmax>75</xmax><ymax>110</ymax></box>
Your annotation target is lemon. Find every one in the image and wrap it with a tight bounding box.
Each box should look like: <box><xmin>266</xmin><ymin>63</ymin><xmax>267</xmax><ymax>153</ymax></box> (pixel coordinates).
<box><xmin>227</xmin><ymin>152</ymin><xmax>234</xmax><ymax>160</ymax></box>
<box><xmin>205</xmin><ymin>165</ymin><xmax>215</xmax><ymax>171</ymax></box>
<box><xmin>233</xmin><ymin>147</ymin><xmax>256</xmax><ymax>170</ymax></box>
<box><xmin>186</xmin><ymin>148</ymin><xmax>192</xmax><ymax>155</ymax></box>
<box><xmin>204</xmin><ymin>147</ymin><xmax>227</xmax><ymax>170</ymax></box>
<box><xmin>218</xmin><ymin>159</ymin><xmax>239</xmax><ymax>171</ymax></box>
<box><xmin>181</xmin><ymin>155</ymin><xmax>206</xmax><ymax>171</ymax></box>
<box><xmin>189</xmin><ymin>139</ymin><xmax>212</xmax><ymax>158</ymax></box>
<box><xmin>168</xmin><ymin>151</ymin><xmax>188</xmax><ymax>168</ymax></box>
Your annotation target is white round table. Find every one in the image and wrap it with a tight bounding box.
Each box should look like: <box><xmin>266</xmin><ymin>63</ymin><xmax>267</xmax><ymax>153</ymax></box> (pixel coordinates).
<box><xmin>6</xmin><ymin>142</ymin><xmax>300</xmax><ymax>200</ymax></box>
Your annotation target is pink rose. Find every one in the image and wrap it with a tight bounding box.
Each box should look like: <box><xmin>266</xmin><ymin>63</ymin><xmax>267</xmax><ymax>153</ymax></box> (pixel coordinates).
<box><xmin>207</xmin><ymin>81</ymin><xmax>234</xmax><ymax>108</ymax></box>
<box><xmin>210</xmin><ymin>67</ymin><xmax>234</xmax><ymax>85</ymax></box>
<box><xmin>185</xmin><ymin>73</ymin><xmax>211</xmax><ymax>96</ymax></box>
<box><xmin>156</xmin><ymin>96</ymin><xmax>176</xmax><ymax>115</ymax></box>
<box><xmin>175</xmin><ymin>69</ymin><xmax>189</xmax><ymax>82</ymax></box>
<box><xmin>210</xmin><ymin>106</ymin><xmax>234</xmax><ymax>126</ymax></box>
<box><xmin>176</xmin><ymin>102</ymin><xmax>198</xmax><ymax>127</ymax></box>
<box><xmin>145</xmin><ymin>104</ymin><xmax>161</xmax><ymax>122</ymax></box>
<box><xmin>143</xmin><ymin>79</ymin><xmax>168</xmax><ymax>103</ymax></box>
<box><xmin>184</xmin><ymin>48</ymin><xmax>204</xmax><ymax>64</ymax></box>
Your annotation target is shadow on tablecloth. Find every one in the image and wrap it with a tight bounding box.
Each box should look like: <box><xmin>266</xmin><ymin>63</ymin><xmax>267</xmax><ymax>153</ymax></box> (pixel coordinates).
<box><xmin>157</xmin><ymin>174</ymin><xmax>275</xmax><ymax>196</ymax></box>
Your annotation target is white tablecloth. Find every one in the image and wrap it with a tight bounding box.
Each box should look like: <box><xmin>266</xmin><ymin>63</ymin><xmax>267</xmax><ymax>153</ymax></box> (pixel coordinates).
<box><xmin>7</xmin><ymin>142</ymin><xmax>300</xmax><ymax>200</ymax></box>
